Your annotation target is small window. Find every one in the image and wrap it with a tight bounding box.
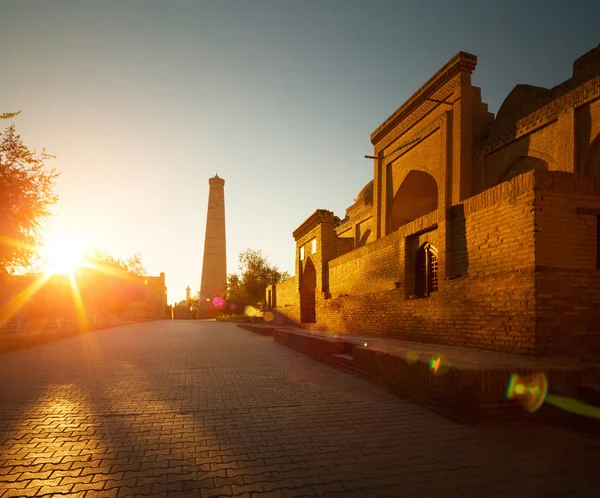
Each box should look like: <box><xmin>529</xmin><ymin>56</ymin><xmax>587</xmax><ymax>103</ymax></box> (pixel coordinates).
<box><xmin>300</xmin><ymin>247</ymin><xmax>305</xmax><ymax>260</ymax></box>
<box><xmin>415</xmin><ymin>243</ymin><xmax>439</xmax><ymax>297</ymax></box>
<box><xmin>311</xmin><ymin>239</ymin><xmax>317</xmax><ymax>254</ymax></box>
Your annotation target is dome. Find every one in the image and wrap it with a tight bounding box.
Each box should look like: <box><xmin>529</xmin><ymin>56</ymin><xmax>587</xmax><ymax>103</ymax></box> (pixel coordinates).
<box><xmin>354</xmin><ymin>180</ymin><xmax>374</xmax><ymax>204</ymax></box>
<box><xmin>496</xmin><ymin>85</ymin><xmax>548</xmax><ymax>121</ymax></box>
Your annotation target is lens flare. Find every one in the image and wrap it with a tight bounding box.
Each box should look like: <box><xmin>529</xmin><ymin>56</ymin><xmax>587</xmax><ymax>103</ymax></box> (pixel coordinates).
<box><xmin>363</xmin><ymin>342</ymin><xmax>368</xmax><ymax>347</ymax></box>
<box><xmin>264</xmin><ymin>311</ymin><xmax>274</xmax><ymax>322</ymax></box>
<box><xmin>229</xmin><ymin>303</ymin><xmax>236</xmax><ymax>310</ymax></box>
<box><xmin>245</xmin><ymin>305</ymin><xmax>257</xmax><ymax>317</ymax></box>
<box><xmin>545</xmin><ymin>394</ymin><xmax>600</xmax><ymax>419</ymax></box>
<box><xmin>213</xmin><ymin>296</ymin><xmax>224</xmax><ymax>307</ymax></box>
<box><xmin>405</xmin><ymin>351</ymin><xmax>419</xmax><ymax>364</ymax></box>
<box><xmin>505</xmin><ymin>372</ymin><xmax>548</xmax><ymax>413</ymax></box>
<box><xmin>429</xmin><ymin>355</ymin><xmax>450</xmax><ymax>375</ymax></box>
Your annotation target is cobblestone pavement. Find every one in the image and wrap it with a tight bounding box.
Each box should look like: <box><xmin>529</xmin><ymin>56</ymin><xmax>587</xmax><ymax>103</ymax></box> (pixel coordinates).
<box><xmin>0</xmin><ymin>321</ymin><xmax>598</xmax><ymax>498</ymax></box>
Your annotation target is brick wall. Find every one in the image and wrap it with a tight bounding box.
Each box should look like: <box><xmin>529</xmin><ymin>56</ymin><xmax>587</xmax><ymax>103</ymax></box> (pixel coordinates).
<box><xmin>460</xmin><ymin>172</ymin><xmax>536</xmax><ymax>275</ymax></box>
<box><xmin>536</xmin><ymin>269</ymin><xmax>600</xmax><ymax>360</ymax></box>
<box><xmin>311</xmin><ymin>269</ymin><xmax>535</xmax><ymax>354</ymax></box>
<box><xmin>533</xmin><ymin>171</ymin><xmax>600</xmax><ymax>358</ymax></box>
<box><xmin>329</xmin><ymin>231</ymin><xmax>402</xmax><ymax>297</ymax></box>
<box><xmin>270</xmin><ymin>276</ymin><xmax>299</xmax><ymax>324</ymax></box>
<box><xmin>308</xmin><ymin>172</ymin><xmax>537</xmax><ymax>354</ymax></box>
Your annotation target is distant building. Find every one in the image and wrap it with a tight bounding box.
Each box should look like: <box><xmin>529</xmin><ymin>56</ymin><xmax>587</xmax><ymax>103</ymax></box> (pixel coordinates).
<box><xmin>267</xmin><ymin>43</ymin><xmax>600</xmax><ymax>361</ymax></box>
<box><xmin>0</xmin><ymin>271</ymin><xmax>168</xmax><ymax>321</ymax></box>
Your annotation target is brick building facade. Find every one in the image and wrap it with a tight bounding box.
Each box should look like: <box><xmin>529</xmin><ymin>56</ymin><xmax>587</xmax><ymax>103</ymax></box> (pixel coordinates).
<box><xmin>267</xmin><ymin>44</ymin><xmax>600</xmax><ymax>361</ymax></box>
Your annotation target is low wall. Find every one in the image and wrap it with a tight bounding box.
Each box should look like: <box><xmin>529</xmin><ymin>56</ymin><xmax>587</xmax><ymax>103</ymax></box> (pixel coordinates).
<box><xmin>0</xmin><ymin>317</ymin><xmax>164</xmax><ymax>354</ymax></box>
<box><xmin>273</xmin><ymin>328</ymin><xmax>600</xmax><ymax>425</ymax></box>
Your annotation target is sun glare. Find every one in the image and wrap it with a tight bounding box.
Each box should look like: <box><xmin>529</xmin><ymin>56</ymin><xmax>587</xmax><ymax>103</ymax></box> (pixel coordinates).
<box><xmin>41</xmin><ymin>236</ymin><xmax>88</xmax><ymax>275</ymax></box>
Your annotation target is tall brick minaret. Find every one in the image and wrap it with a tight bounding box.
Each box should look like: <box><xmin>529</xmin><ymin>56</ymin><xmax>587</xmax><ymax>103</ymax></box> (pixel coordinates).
<box><xmin>199</xmin><ymin>174</ymin><xmax>227</xmax><ymax>316</ymax></box>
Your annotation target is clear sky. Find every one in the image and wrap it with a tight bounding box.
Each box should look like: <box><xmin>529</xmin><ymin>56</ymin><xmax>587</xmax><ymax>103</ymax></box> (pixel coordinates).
<box><xmin>1</xmin><ymin>0</ymin><xmax>598</xmax><ymax>304</ymax></box>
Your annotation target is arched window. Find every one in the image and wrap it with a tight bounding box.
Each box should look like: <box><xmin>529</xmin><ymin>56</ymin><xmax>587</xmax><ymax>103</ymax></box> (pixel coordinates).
<box><xmin>415</xmin><ymin>243</ymin><xmax>439</xmax><ymax>297</ymax></box>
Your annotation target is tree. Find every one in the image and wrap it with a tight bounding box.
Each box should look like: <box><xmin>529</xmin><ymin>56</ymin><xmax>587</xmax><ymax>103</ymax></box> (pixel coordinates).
<box><xmin>80</xmin><ymin>249</ymin><xmax>146</xmax><ymax>276</ymax></box>
<box><xmin>0</xmin><ymin>112</ymin><xmax>59</xmax><ymax>275</ymax></box>
<box><xmin>226</xmin><ymin>249</ymin><xmax>290</xmax><ymax>311</ymax></box>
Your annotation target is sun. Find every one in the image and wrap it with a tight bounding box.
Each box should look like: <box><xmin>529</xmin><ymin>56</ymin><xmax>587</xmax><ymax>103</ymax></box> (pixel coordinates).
<box><xmin>41</xmin><ymin>235</ymin><xmax>88</xmax><ymax>275</ymax></box>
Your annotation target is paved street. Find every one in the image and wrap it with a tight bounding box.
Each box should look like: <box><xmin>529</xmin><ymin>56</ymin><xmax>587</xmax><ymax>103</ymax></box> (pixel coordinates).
<box><xmin>0</xmin><ymin>321</ymin><xmax>598</xmax><ymax>498</ymax></box>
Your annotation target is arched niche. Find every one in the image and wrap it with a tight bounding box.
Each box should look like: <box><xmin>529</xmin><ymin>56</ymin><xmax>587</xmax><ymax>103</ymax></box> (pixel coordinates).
<box><xmin>388</xmin><ymin>170</ymin><xmax>438</xmax><ymax>233</ymax></box>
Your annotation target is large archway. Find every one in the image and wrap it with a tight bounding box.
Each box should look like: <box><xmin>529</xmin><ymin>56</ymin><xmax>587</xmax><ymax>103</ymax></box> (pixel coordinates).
<box><xmin>300</xmin><ymin>257</ymin><xmax>316</xmax><ymax>323</ymax></box>
<box><xmin>495</xmin><ymin>155</ymin><xmax>548</xmax><ymax>185</ymax></box>
<box><xmin>388</xmin><ymin>170</ymin><xmax>438</xmax><ymax>233</ymax></box>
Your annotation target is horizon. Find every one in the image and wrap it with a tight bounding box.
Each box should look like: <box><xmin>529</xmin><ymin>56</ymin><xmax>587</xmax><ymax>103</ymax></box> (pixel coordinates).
<box><xmin>1</xmin><ymin>0</ymin><xmax>599</xmax><ymax>303</ymax></box>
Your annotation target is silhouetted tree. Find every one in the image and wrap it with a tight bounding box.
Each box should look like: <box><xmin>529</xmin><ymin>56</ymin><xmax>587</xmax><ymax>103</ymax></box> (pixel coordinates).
<box><xmin>226</xmin><ymin>249</ymin><xmax>289</xmax><ymax>311</ymax></box>
<box><xmin>0</xmin><ymin>111</ymin><xmax>59</xmax><ymax>275</ymax></box>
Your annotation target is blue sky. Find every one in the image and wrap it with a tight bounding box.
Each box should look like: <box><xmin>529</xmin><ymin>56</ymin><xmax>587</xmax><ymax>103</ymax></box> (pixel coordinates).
<box><xmin>1</xmin><ymin>0</ymin><xmax>598</xmax><ymax>303</ymax></box>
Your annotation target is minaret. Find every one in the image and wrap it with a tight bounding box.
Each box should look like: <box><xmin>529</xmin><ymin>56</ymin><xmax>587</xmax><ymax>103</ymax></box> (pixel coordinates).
<box><xmin>199</xmin><ymin>174</ymin><xmax>227</xmax><ymax>316</ymax></box>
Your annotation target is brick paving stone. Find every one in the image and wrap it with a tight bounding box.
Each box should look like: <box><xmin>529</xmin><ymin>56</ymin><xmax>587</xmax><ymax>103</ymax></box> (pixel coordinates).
<box><xmin>0</xmin><ymin>321</ymin><xmax>598</xmax><ymax>498</ymax></box>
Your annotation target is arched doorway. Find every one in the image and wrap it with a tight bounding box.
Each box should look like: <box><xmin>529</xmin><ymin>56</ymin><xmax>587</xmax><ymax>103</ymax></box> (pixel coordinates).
<box><xmin>300</xmin><ymin>257</ymin><xmax>316</xmax><ymax>323</ymax></box>
<box><xmin>388</xmin><ymin>170</ymin><xmax>438</xmax><ymax>233</ymax></box>
<box><xmin>495</xmin><ymin>156</ymin><xmax>548</xmax><ymax>185</ymax></box>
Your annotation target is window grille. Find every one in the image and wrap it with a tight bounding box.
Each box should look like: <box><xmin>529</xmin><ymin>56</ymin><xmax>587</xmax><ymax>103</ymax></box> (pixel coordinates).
<box><xmin>415</xmin><ymin>243</ymin><xmax>439</xmax><ymax>297</ymax></box>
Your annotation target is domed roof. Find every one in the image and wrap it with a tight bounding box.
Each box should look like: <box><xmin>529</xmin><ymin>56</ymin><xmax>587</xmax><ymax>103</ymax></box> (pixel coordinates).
<box><xmin>354</xmin><ymin>180</ymin><xmax>374</xmax><ymax>204</ymax></box>
<box><xmin>496</xmin><ymin>84</ymin><xmax>548</xmax><ymax>121</ymax></box>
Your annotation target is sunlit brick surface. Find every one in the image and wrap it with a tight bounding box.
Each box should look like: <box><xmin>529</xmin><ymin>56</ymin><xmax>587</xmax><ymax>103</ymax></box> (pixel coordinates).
<box><xmin>0</xmin><ymin>321</ymin><xmax>599</xmax><ymax>497</ymax></box>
